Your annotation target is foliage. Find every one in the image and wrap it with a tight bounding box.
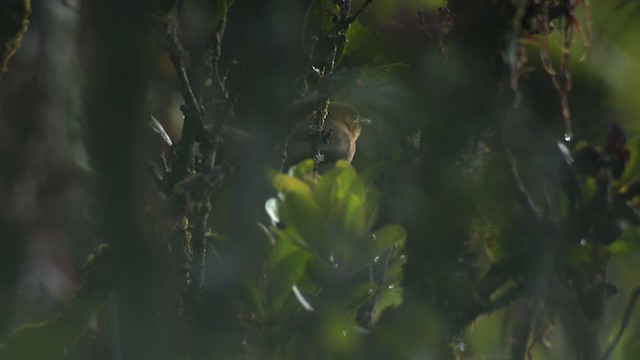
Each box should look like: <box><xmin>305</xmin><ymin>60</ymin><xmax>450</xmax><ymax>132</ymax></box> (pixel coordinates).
<box><xmin>2</xmin><ymin>0</ymin><xmax>640</xmax><ymax>359</ymax></box>
<box><xmin>239</xmin><ymin>160</ymin><xmax>405</xmax><ymax>358</ymax></box>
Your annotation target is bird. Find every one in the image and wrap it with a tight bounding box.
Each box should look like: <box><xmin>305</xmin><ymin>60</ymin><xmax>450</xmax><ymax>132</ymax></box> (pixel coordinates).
<box><xmin>282</xmin><ymin>102</ymin><xmax>366</xmax><ymax>172</ymax></box>
<box><xmin>218</xmin><ymin>102</ymin><xmax>367</xmax><ymax>173</ymax></box>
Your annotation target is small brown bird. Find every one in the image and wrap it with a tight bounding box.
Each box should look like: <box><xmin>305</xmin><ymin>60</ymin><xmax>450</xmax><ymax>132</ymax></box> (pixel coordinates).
<box><xmin>218</xmin><ymin>102</ymin><xmax>366</xmax><ymax>172</ymax></box>
<box><xmin>283</xmin><ymin>102</ymin><xmax>366</xmax><ymax>172</ymax></box>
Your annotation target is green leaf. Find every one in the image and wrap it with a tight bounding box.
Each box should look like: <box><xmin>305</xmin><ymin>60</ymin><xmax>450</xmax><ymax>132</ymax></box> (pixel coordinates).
<box><xmin>363</xmin><ymin>189</ymin><xmax>380</xmax><ymax>232</ymax></box>
<box><xmin>611</xmin><ymin>137</ymin><xmax>640</xmax><ymax>191</ymax></box>
<box><xmin>349</xmin><ymin>224</ymin><xmax>406</xmax><ymax>273</ymax></box>
<box><xmin>327</xmin><ymin>193</ymin><xmax>366</xmax><ymax>242</ymax></box>
<box><xmin>281</xmin><ymin>192</ymin><xmax>325</xmax><ymax>247</ymax></box>
<box><xmin>608</xmin><ymin>226</ymin><xmax>640</xmax><ymax>254</ymax></box>
<box><xmin>369</xmin><ymin>225</ymin><xmax>406</xmax><ymax>258</ymax></box>
<box><xmin>267</xmin><ymin>252</ymin><xmax>311</xmax><ymax>312</ymax></box>
<box><xmin>314</xmin><ymin>166</ymin><xmax>344</xmax><ymax>213</ymax></box>
<box><xmin>269</xmin><ymin>171</ymin><xmax>312</xmax><ymax>196</ymax></box>
<box><xmin>382</xmin><ymin>241</ymin><xmax>405</xmax><ymax>286</ymax></box>
<box><xmin>564</xmin><ymin>244</ymin><xmax>611</xmax><ymax>271</ymax></box>
<box><xmin>314</xmin><ymin>161</ymin><xmax>361</xmax><ymax>213</ymax></box>
<box><xmin>344</xmin><ymin>282</ymin><xmax>377</xmax><ymax>311</ymax></box>
<box><xmin>270</xmin><ymin>229</ymin><xmax>304</xmax><ymax>265</ymax></box>
<box><xmin>288</xmin><ymin>159</ymin><xmax>316</xmax><ymax>179</ymax></box>
<box><xmin>370</xmin><ymin>286</ymin><xmax>403</xmax><ymax>325</ymax></box>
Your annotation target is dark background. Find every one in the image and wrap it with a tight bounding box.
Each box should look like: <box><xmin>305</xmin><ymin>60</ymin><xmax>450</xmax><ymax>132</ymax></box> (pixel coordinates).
<box><xmin>1</xmin><ymin>0</ymin><xmax>640</xmax><ymax>359</ymax></box>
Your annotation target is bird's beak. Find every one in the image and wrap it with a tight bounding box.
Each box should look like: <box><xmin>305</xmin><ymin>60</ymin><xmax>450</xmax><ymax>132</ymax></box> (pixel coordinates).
<box><xmin>360</xmin><ymin>117</ymin><xmax>372</xmax><ymax>125</ymax></box>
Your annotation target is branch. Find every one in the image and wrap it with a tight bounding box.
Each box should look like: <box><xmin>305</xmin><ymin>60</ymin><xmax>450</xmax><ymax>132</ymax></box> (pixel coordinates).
<box><xmin>348</xmin><ymin>0</ymin><xmax>373</xmax><ymax>24</ymax></box>
<box><xmin>602</xmin><ymin>285</ymin><xmax>640</xmax><ymax>360</ymax></box>
<box><xmin>165</xmin><ymin>22</ymin><xmax>205</xmax><ymax>135</ymax></box>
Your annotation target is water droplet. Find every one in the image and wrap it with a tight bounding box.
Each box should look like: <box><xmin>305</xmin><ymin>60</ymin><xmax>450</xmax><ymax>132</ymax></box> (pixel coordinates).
<box><xmin>580</xmin><ymin>239</ymin><xmax>587</xmax><ymax>246</ymax></box>
<box><xmin>368</xmin><ymin>288</ymin><xmax>374</xmax><ymax>294</ymax></box>
<box><xmin>329</xmin><ymin>254</ymin><xmax>335</xmax><ymax>263</ymax></box>
<box><xmin>388</xmin><ymin>284</ymin><xmax>395</xmax><ymax>289</ymax></box>
<box><xmin>400</xmin><ymin>254</ymin><xmax>407</xmax><ymax>264</ymax></box>
<box><xmin>373</xmin><ymin>256</ymin><xmax>380</xmax><ymax>263</ymax></box>
<box><xmin>564</xmin><ymin>132</ymin><xmax>573</xmax><ymax>142</ymax></box>
<box><xmin>372</xmin><ymin>233</ymin><xmax>377</xmax><ymax>240</ymax></box>
<box><xmin>342</xmin><ymin>330</ymin><xmax>347</xmax><ymax>337</ymax></box>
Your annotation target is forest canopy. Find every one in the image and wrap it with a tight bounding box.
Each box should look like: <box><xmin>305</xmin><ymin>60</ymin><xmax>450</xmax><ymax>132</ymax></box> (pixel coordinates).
<box><xmin>1</xmin><ymin>0</ymin><xmax>640</xmax><ymax>359</ymax></box>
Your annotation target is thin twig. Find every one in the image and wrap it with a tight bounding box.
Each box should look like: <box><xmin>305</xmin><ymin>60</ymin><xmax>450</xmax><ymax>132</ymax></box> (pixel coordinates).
<box><xmin>165</xmin><ymin>22</ymin><xmax>205</xmax><ymax>133</ymax></box>
<box><xmin>602</xmin><ymin>285</ymin><xmax>640</xmax><ymax>360</ymax></box>
<box><xmin>347</xmin><ymin>0</ymin><xmax>373</xmax><ymax>24</ymax></box>
<box><xmin>504</xmin><ymin>138</ymin><xmax>544</xmax><ymax>221</ymax></box>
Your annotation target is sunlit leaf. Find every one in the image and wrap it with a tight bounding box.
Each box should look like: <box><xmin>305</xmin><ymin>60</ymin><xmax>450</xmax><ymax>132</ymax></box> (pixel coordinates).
<box><xmin>289</xmin><ymin>159</ymin><xmax>316</xmax><ymax>179</ymax></box>
<box><xmin>271</xmin><ymin>174</ymin><xmax>311</xmax><ymax>195</ymax></box>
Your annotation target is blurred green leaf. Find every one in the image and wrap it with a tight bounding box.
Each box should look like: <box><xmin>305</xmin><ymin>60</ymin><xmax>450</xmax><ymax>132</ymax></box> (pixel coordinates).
<box><xmin>371</xmin><ymin>286</ymin><xmax>403</xmax><ymax>325</ymax></box>
<box><xmin>270</xmin><ymin>228</ymin><xmax>305</xmax><ymax>265</ymax></box>
<box><xmin>369</xmin><ymin>225</ymin><xmax>406</xmax><ymax>259</ymax></box>
<box><xmin>288</xmin><ymin>159</ymin><xmax>316</xmax><ymax>179</ymax></box>
<box><xmin>267</xmin><ymin>252</ymin><xmax>312</xmax><ymax>312</ymax></box>
<box><xmin>564</xmin><ymin>243</ymin><xmax>611</xmax><ymax>271</ymax></box>
<box><xmin>607</xmin><ymin>226</ymin><xmax>640</xmax><ymax>254</ymax></box>
<box><xmin>342</xmin><ymin>20</ymin><xmax>394</xmax><ymax>65</ymax></box>
<box><xmin>314</xmin><ymin>160</ymin><xmax>362</xmax><ymax>213</ymax></box>
<box><xmin>269</xmin><ymin>170</ymin><xmax>312</xmax><ymax>196</ymax></box>
<box><xmin>611</xmin><ymin>137</ymin><xmax>640</xmax><ymax>191</ymax></box>
<box><xmin>348</xmin><ymin>224</ymin><xmax>406</xmax><ymax>273</ymax></box>
<box><xmin>281</xmin><ymin>192</ymin><xmax>324</xmax><ymax>246</ymax></box>
<box><xmin>342</xmin><ymin>282</ymin><xmax>377</xmax><ymax>314</ymax></box>
<box><xmin>327</xmin><ymin>193</ymin><xmax>366</xmax><ymax>242</ymax></box>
